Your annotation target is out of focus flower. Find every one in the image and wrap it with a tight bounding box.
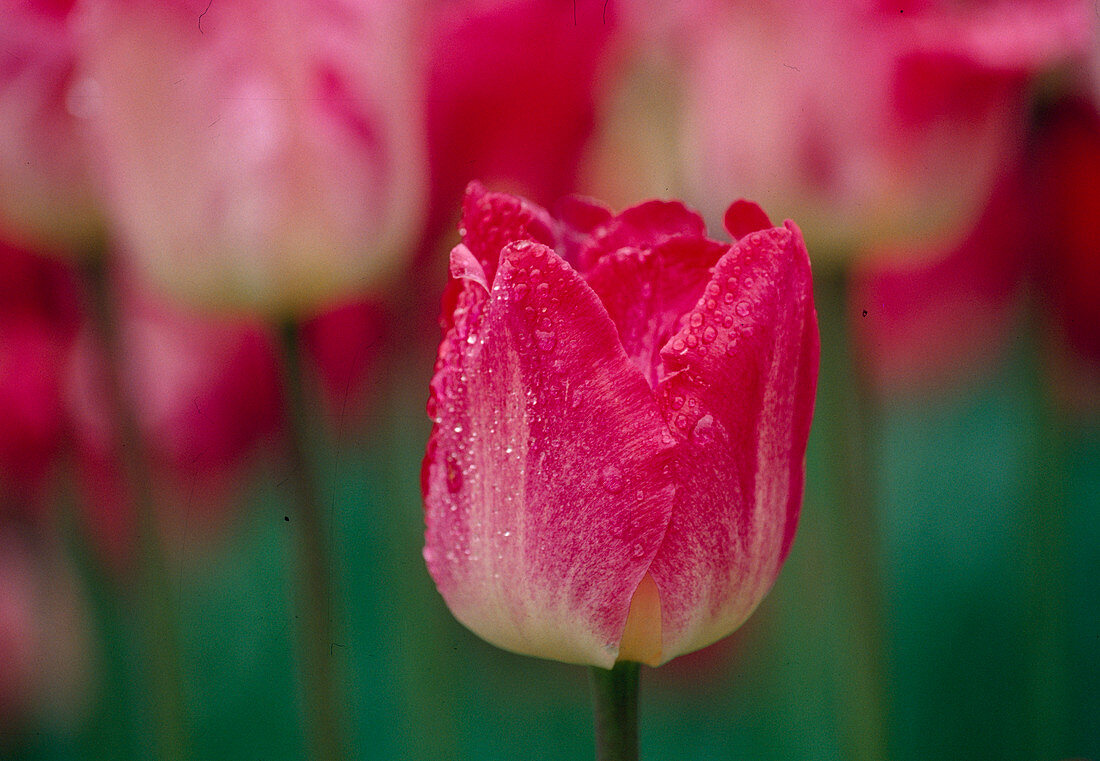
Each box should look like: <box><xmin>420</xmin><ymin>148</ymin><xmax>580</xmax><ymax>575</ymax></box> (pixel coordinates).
<box><xmin>74</xmin><ymin>0</ymin><xmax>427</xmax><ymax>316</ymax></box>
<box><xmin>587</xmin><ymin>0</ymin><xmax>1091</xmax><ymax>259</ymax></box>
<box><xmin>426</xmin><ymin>0</ymin><xmax>613</xmax><ymax>218</ymax></box>
<box><xmin>0</xmin><ymin>1</ymin><xmax>103</xmax><ymax>254</ymax></box>
<box><xmin>0</xmin><ymin>240</ymin><xmax>81</xmax><ymax>517</ymax></box>
<box><xmin>852</xmin><ymin>93</ymin><xmax>1100</xmax><ymax>409</ymax></box>
<box><xmin>66</xmin><ymin>272</ymin><xmax>281</xmax><ymax>564</ymax></box>
<box><xmin>422</xmin><ymin>184</ymin><xmax>818</xmax><ymax>667</ymax></box>
<box><xmin>851</xmin><ymin>168</ymin><xmax>1030</xmax><ymax>393</ymax></box>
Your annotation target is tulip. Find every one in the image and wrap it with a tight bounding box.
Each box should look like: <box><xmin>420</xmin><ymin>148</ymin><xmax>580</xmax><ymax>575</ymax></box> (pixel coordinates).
<box><xmin>422</xmin><ymin>183</ymin><xmax>818</xmax><ymax>667</ymax></box>
<box><xmin>587</xmin><ymin>0</ymin><xmax>1091</xmax><ymax>259</ymax></box>
<box><xmin>74</xmin><ymin>0</ymin><xmax>427</xmax><ymax>315</ymax></box>
<box><xmin>0</xmin><ymin>240</ymin><xmax>81</xmax><ymax>516</ymax></box>
<box><xmin>65</xmin><ymin>270</ymin><xmax>281</xmax><ymax>564</ymax></box>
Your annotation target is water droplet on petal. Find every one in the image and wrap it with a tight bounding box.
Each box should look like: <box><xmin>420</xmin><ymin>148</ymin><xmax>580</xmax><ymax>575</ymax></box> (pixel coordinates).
<box><xmin>466</xmin><ymin>334</ymin><xmax>477</xmax><ymax>345</ymax></box>
<box><xmin>736</xmin><ymin>301</ymin><xmax>751</xmax><ymax>317</ymax></box>
<box><xmin>536</xmin><ymin>282</ymin><xmax>550</xmax><ymax>298</ymax></box>
<box><xmin>444</xmin><ymin>454</ymin><xmax>463</xmax><ymax>493</ymax></box>
<box><xmin>702</xmin><ymin>326</ymin><xmax>718</xmax><ymax>343</ymax></box>
<box><xmin>601</xmin><ymin>464</ymin><xmax>624</xmax><ymax>494</ymax></box>
<box><xmin>689</xmin><ymin>312</ymin><xmax>704</xmax><ymax>328</ymax></box>
<box><xmin>671</xmin><ymin>394</ymin><xmax>685</xmax><ymax>410</ymax></box>
<box><xmin>685</xmin><ymin>334</ymin><xmax>698</xmax><ymax>348</ymax></box>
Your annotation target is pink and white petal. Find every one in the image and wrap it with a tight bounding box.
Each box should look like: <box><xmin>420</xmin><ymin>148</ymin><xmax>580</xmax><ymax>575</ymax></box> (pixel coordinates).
<box><xmin>574</xmin><ymin>200</ymin><xmax>708</xmax><ymax>273</ymax></box>
<box><xmin>459</xmin><ymin>182</ymin><xmax>557</xmax><ymax>281</ymax></box>
<box><xmin>584</xmin><ymin>236</ymin><xmax>729</xmax><ymax>387</ymax></box>
<box><xmin>650</xmin><ymin>223</ymin><xmax>819</xmax><ymax>661</ymax></box>
<box><xmin>423</xmin><ymin>241</ymin><xmax>676</xmax><ymax>667</ymax></box>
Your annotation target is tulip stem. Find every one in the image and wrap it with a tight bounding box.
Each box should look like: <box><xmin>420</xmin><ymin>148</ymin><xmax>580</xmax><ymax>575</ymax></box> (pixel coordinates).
<box><xmin>276</xmin><ymin>320</ymin><xmax>349</xmax><ymax>761</ymax></box>
<box><xmin>811</xmin><ymin>265</ymin><xmax>890</xmax><ymax>761</ymax></box>
<box><xmin>79</xmin><ymin>255</ymin><xmax>190</xmax><ymax>761</ymax></box>
<box><xmin>589</xmin><ymin>661</ymin><xmax>641</xmax><ymax>761</ymax></box>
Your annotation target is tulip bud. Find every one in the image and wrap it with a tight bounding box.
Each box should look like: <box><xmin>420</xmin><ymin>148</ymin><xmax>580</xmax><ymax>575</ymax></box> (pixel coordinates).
<box><xmin>75</xmin><ymin>0</ymin><xmax>427</xmax><ymax>316</ymax></box>
<box><xmin>422</xmin><ymin>184</ymin><xmax>819</xmax><ymax>667</ymax></box>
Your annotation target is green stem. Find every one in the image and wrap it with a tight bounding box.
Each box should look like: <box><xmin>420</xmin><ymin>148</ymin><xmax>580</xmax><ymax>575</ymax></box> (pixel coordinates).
<box><xmin>1021</xmin><ymin>301</ymin><xmax>1068</xmax><ymax>758</ymax></box>
<box><xmin>589</xmin><ymin>661</ymin><xmax>641</xmax><ymax>761</ymax></box>
<box><xmin>276</xmin><ymin>320</ymin><xmax>349</xmax><ymax>761</ymax></box>
<box><xmin>811</xmin><ymin>265</ymin><xmax>890</xmax><ymax>761</ymax></box>
<box><xmin>79</xmin><ymin>255</ymin><xmax>189</xmax><ymax>761</ymax></box>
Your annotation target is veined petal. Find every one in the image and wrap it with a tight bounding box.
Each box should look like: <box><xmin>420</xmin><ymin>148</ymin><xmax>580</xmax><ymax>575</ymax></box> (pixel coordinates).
<box><xmin>650</xmin><ymin>221</ymin><xmax>819</xmax><ymax>661</ymax></box>
<box><xmin>423</xmin><ymin>240</ymin><xmax>675</xmax><ymax>667</ymax></box>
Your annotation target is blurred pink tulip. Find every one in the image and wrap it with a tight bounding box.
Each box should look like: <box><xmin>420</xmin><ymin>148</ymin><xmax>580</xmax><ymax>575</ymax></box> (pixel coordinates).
<box><xmin>0</xmin><ymin>1</ymin><xmax>103</xmax><ymax>254</ymax></box>
<box><xmin>852</xmin><ymin>94</ymin><xmax>1100</xmax><ymax>406</ymax></box>
<box><xmin>594</xmin><ymin>0</ymin><xmax>1091</xmax><ymax>259</ymax></box>
<box><xmin>426</xmin><ymin>0</ymin><xmax>614</xmax><ymax>218</ymax></box>
<box><xmin>851</xmin><ymin>168</ymin><xmax>1030</xmax><ymax>394</ymax></box>
<box><xmin>66</xmin><ymin>271</ymin><xmax>281</xmax><ymax>564</ymax></box>
<box><xmin>0</xmin><ymin>240</ymin><xmax>81</xmax><ymax>517</ymax></box>
<box><xmin>422</xmin><ymin>184</ymin><xmax>818</xmax><ymax>667</ymax></box>
<box><xmin>75</xmin><ymin>0</ymin><xmax>427</xmax><ymax>315</ymax></box>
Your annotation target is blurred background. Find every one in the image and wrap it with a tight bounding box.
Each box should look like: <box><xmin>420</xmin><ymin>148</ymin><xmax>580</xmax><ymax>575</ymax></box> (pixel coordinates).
<box><xmin>1</xmin><ymin>0</ymin><xmax>1098</xmax><ymax>759</ymax></box>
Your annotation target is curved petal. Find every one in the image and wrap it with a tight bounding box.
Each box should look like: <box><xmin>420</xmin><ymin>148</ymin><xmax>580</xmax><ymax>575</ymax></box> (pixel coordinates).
<box><xmin>649</xmin><ymin>222</ymin><xmax>819</xmax><ymax>661</ymax></box>
<box><xmin>459</xmin><ymin>181</ymin><xmax>556</xmax><ymax>281</ymax></box>
<box><xmin>574</xmin><ymin>200</ymin><xmax>708</xmax><ymax>273</ymax></box>
<box><xmin>584</xmin><ymin>236</ymin><xmax>729</xmax><ymax>387</ymax></box>
<box><xmin>423</xmin><ymin>240</ymin><xmax>676</xmax><ymax>667</ymax></box>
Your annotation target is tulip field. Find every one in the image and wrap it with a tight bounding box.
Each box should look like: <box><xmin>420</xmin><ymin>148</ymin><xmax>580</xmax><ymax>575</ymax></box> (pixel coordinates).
<box><xmin>1</xmin><ymin>2</ymin><xmax>1097</xmax><ymax>761</ymax></box>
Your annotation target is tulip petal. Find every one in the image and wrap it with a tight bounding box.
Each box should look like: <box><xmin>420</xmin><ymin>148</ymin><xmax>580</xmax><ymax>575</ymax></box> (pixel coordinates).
<box><xmin>459</xmin><ymin>181</ymin><xmax>556</xmax><ymax>282</ymax></box>
<box><xmin>723</xmin><ymin>199</ymin><xmax>773</xmax><ymax>241</ymax></box>
<box><xmin>584</xmin><ymin>236</ymin><xmax>729</xmax><ymax>387</ymax></box>
<box><xmin>651</xmin><ymin>222</ymin><xmax>819</xmax><ymax>660</ymax></box>
<box><xmin>424</xmin><ymin>240</ymin><xmax>676</xmax><ymax>667</ymax></box>
<box><xmin>574</xmin><ymin>200</ymin><xmax>708</xmax><ymax>273</ymax></box>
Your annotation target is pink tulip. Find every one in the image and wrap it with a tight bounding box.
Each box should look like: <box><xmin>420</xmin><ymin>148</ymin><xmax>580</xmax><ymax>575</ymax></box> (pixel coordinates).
<box><xmin>65</xmin><ymin>271</ymin><xmax>281</xmax><ymax>564</ymax></box>
<box><xmin>608</xmin><ymin>0</ymin><xmax>1091</xmax><ymax>258</ymax></box>
<box><xmin>0</xmin><ymin>240</ymin><xmax>81</xmax><ymax>517</ymax></box>
<box><xmin>0</xmin><ymin>1</ymin><xmax>103</xmax><ymax>254</ymax></box>
<box><xmin>426</xmin><ymin>0</ymin><xmax>614</xmax><ymax>215</ymax></box>
<box><xmin>74</xmin><ymin>0</ymin><xmax>427</xmax><ymax>315</ymax></box>
<box><xmin>422</xmin><ymin>184</ymin><xmax>819</xmax><ymax>667</ymax></box>
<box><xmin>852</xmin><ymin>94</ymin><xmax>1100</xmax><ymax>406</ymax></box>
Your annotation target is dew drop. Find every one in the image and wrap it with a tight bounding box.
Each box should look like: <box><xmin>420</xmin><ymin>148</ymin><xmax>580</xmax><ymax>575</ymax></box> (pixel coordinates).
<box><xmin>685</xmin><ymin>334</ymin><xmax>698</xmax><ymax>348</ymax></box>
<box><xmin>689</xmin><ymin>312</ymin><xmax>704</xmax><ymax>328</ymax></box>
<box><xmin>466</xmin><ymin>334</ymin><xmax>477</xmax><ymax>345</ymax></box>
<box><xmin>726</xmin><ymin>276</ymin><xmax>738</xmax><ymax>290</ymax></box>
<box><xmin>705</xmin><ymin>282</ymin><xmax>720</xmax><ymax>297</ymax></box>
<box><xmin>529</xmin><ymin>268</ymin><xmax>542</xmax><ymax>282</ymax></box>
<box><xmin>672</xmin><ymin>338</ymin><xmax>686</xmax><ymax>352</ymax></box>
<box><xmin>514</xmin><ymin>283</ymin><xmax>528</xmax><ymax>300</ymax></box>
<box><xmin>536</xmin><ymin>330</ymin><xmax>556</xmax><ymax>351</ymax></box>
<box><xmin>444</xmin><ymin>454</ymin><xmax>463</xmax><ymax>493</ymax></box>
<box><xmin>675</xmin><ymin>414</ymin><xmax>689</xmax><ymax>429</ymax></box>
<box><xmin>705</xmin><ymin>299</ymin><xmax>717</xmax><ymax>311</ymax></box>
<box><xmin>736</xmin><ymin>301</ymin><xmax>751</xmax><ymax>317</ymax></box>
<box><xmin>702</xmin><ymin>326</ymin><xmax>718</xmax><ymax>343</ymax></box>
<box><xmin>671</xmin><ymin>394</ymin><xmax>685</xmax><ymax>410</ymax></box>
<box><xmin>601</xmin><ymin>464</ymin><xmax>624</xmax><ymax>494</ymax></box>
<box><xmin>536</xmin><ymin>282</ymin><xmax>550</xmax><ymax>298</ymax></box>
<box><xmin>743</xmin><ymin>275</ymin><xmax>755</xmax><ymax>288</ymax></box>
<box><xmin>453</xmin><ymin>424</ymin><xmax>464</xmax><ymax>433</ymax></box>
